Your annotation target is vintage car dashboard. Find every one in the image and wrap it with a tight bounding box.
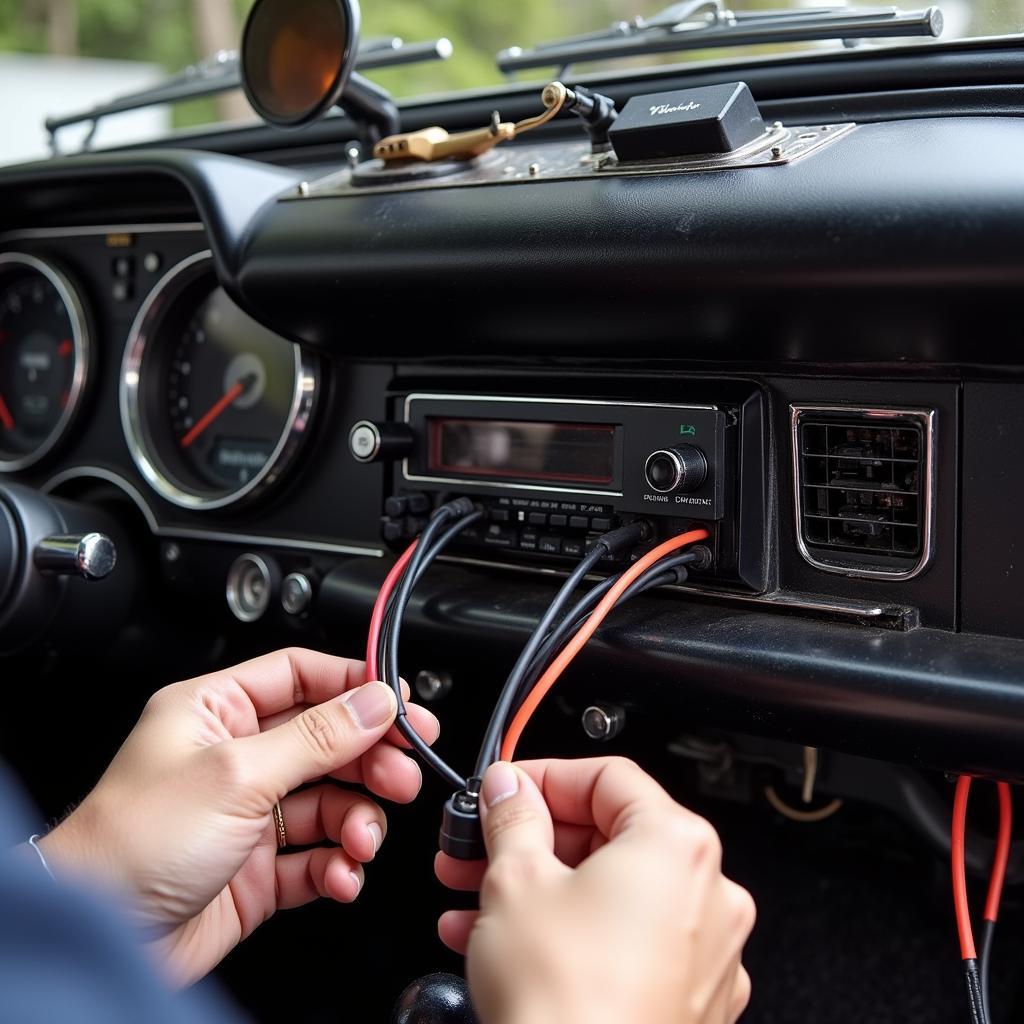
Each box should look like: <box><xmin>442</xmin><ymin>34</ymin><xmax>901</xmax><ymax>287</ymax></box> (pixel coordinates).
<box><xmin>3</xmin><ymin>37</ymin><xmax>1024</xmax><ymax>790</ymax></box>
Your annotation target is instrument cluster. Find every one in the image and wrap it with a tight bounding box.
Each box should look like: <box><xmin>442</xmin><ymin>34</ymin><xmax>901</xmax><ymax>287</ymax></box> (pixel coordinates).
<box><xmin>0</xmin><ymin>233</ymin><xmax>321</xmax><ymax>514</ymax></box>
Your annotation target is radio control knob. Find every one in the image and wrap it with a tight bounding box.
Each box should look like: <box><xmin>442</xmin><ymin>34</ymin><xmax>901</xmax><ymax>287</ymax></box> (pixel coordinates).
<box><xmin>349</xmin><ymin>420</ymin><xmax>414</xmax><ymax>463</ymax></box>
<box><xmin>644</xmin><ymin>444</ymin><xmax>707</xmax><ymax>494</ymax></box>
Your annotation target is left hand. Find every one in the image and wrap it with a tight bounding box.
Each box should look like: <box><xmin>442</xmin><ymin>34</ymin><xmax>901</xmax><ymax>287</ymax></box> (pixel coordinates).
<box><xmin>39</xmin><ymin>648</ymin><xmax>438</xmax><ymax>985</ymax></box>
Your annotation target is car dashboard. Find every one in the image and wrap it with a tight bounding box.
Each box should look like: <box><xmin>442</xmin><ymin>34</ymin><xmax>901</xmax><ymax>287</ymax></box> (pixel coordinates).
<box><xmin>3</xmin><ymin>34</ymin><xmax>1024</xmax><ymax>1023</ymax></box>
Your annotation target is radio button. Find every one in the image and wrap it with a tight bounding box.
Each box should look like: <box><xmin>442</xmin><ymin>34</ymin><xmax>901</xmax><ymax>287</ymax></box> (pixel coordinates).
<box><xmin>519</xmin><ymin>529</ymin><xmax>540</xmax><ymax>551</ymax></box>
<box><xmin>404</xmin><ymin>516</ymin><xmax>428</xmax><ymax>538</ymax></box>
<box><xmin>569</xmin><ymin>515</ymin><xmax>590</xmax><ymax>531</ymax></box>
<box><xmin>591</xmin><ymin>516</ymin><xmax>613</xmax><ymax>532</ymax></box>
<box><xmin>539</xmin><ymin>536</ymin><xmax>563</xmax><ymax>555</ymax></box>
<box><xmin>528</xmin><ymin>512</ymin><xmax>548</xmax><ymax>527</ymax></box>
<box><xmin>407</xmin><ymin>493</ymin><xmax>431</xmax><ymax>515</ymax></box>
<box><xmin>549</xmin><ymin>514</ymin><xmax>569</xmax><ymax>528</ymax></box>
<box><xmin>484</xmin><ymin>524</ymin><xmax>516</xmax><ymax>548</ymax></box>
<box><xmin>490</xmin><ymin>509</ymin><xmax>511</xmax><ymax>523</ymax></box>
<box><xmin>562</xmin><ymin>538</ymin><xmax>585</xmax><ymax>558</ymax></box>
<box><xmin>384</xmin><ymin>495</ymin><xmax>409</xmax><ymax>518</ymax></box>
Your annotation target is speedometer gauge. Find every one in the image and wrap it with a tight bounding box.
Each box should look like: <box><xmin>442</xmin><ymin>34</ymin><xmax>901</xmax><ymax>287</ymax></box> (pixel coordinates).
<box><xmin>121</xmin><ymin>251</ymin><xmax>319</xmax><ymax>510</ymax></box>
<box><xmin>0</xmin><ymin>253</ymin><xmax>90</xmax><ymax>471</ymax></box>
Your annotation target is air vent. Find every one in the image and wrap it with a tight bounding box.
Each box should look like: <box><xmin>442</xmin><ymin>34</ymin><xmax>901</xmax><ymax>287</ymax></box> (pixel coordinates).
<box><xmin>791</xmin><ymin>406</ymin><xmax>935</xmax><ymax>580</ymax></box>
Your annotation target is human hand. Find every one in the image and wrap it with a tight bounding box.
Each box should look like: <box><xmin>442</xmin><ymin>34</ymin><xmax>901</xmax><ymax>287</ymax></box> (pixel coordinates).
<box><xmin>39</xmin><ymin>648</ymin><xmax>439</xmax><ymax>985</ymax></box>
<box><xmin>436</xmin><ymin>758</ymin><xmax>754</xmax><ymax>1024</ymax></box>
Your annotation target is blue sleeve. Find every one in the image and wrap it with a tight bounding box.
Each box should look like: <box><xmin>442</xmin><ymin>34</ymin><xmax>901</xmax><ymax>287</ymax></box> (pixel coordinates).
<box><xmin>0</xmin><ymin>765</ymin><xmax>246</xmax><ymax>1024</ymax></box>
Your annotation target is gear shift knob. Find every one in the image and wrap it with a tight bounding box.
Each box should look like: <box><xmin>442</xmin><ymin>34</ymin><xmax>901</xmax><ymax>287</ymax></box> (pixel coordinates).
<box><xmin>391</xmin><ymin>973</ymin><xmax>478</xmax><ymax>1024</ymax></box>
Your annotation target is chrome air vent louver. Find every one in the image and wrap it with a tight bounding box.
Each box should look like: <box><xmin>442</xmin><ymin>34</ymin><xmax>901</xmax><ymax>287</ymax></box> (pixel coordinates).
<box><xmin>791</xmin><ymin>406</ymin><xmax>936</xmax><ymax>580</ymax></box>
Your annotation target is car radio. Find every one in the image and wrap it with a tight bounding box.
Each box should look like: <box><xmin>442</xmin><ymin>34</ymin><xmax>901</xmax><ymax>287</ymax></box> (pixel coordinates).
<box><xmin>350</xmin><ymin>392</ymin><xmax>753</xmax><ymax>585</ymax></box>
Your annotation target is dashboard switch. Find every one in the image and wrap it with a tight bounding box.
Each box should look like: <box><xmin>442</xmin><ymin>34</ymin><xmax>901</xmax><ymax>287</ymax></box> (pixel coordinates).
<box><xmin>349</xmin><ymin>420</ymin><xmax>414</xmax><ymax>463</ymax></box>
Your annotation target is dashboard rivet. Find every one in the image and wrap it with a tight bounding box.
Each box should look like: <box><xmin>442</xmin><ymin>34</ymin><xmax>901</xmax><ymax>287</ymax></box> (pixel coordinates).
<box><xmin>414</xmin><ymin>669</ymin><xmax>453</xmax><ymax>702</ymax></box>
<box><xmin>582</xmin><ymin>704</ymin><xmax>625</xmax><ymax>742</ymax></box>
<box><xmin>143</xmin><ymin>252</ymin><xmax>162</xmax><ymax>274</ymax></box>
<box><xmin>771</xmin><ymin>145</ymin><xmax>783</xmax><ymax>160</ymax></box>
<box><xmin>528</xmin><ymin>162</ymin><xmax>541</xmax><ymax>177</ymax></box>
<box><xmin>281</xmin><ymin>572</ymin><xmax>314</xmax><ymax>616</ymax></box>
<box><xmin>297</xmin><ymin>181</ymin><xmax>310</xmax><ymax>197</ymax></box>
<box><xmin>163</xmin><ymin>542</ymin><xmax>181</xmax><ymax>563</ymax></box>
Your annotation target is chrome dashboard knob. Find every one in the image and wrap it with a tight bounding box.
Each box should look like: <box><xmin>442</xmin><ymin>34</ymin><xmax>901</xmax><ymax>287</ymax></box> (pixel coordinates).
<box><xmin>33</xmin><ymin>532</ymin><xmax>117</xmax><ymax>581</ymax></box>
<box><xmin>349</xmin><ymin>420</ymin><xmax>415</xmax><ymax>463</ymax></box>
<box><xmin>644</xmin><ymin>444</ymin><xmax>708</xmax><ymax>494</ymax></box>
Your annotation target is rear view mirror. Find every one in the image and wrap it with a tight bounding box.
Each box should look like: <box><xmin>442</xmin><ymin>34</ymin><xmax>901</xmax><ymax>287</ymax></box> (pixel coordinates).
<box><xmin>241</xmin><ymin>0</ymin><xmax>360</xmax><ymax>128</ymax></box>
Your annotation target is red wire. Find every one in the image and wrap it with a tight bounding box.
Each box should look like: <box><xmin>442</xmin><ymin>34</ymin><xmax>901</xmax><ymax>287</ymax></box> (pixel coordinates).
<box><xmin>952</xmin><ymin>775</ymin><xmax>976</xmax><ymax>960</ymax></box>
<box><xmin>365</xmin><ymin>540</ymin><xmax>418</xmax><ymax>682</ymax></box>
<box><xmin>984</xmin><ymin>781</ymin><xmax>1013</xmax><ymax>923</ymax></box>
<box><xmin>500</xmin><ymin>528</ymin><xmax>709</xmax><ymax>762</ymax></box>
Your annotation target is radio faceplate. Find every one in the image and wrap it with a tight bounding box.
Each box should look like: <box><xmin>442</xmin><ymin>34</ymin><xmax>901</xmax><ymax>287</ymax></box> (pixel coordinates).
<box><xmin>402</xmin><ymin>394</ymin><xmax>727</xmax><ymax>518</ymax></box>
<box><xmin>375</xmin><ymin>393</ymin><xmax>746</xmax><ymax>581</ymax></box>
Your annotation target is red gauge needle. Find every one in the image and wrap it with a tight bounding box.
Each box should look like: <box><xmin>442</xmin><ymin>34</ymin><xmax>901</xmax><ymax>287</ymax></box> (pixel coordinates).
<box><xmin>180</xmin><ymin>375</ymin><xmax>253</xmax><ymax>449</ymax></box>
<box><xmin>0</xmin><ymin>393</ymin><xmax>13</xmax><ymax>431</ymax></box>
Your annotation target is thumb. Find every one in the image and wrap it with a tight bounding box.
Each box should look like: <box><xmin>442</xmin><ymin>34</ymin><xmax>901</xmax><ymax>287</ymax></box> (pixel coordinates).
<box><xmin>479</xmin><ymin>762</ymin><xmax>556</xmax><ymax>861</ymax></box>
<box><xmin>233</xmin><ymin>681</ymin><xmax>397</xmax><ymax>800</ymax></box>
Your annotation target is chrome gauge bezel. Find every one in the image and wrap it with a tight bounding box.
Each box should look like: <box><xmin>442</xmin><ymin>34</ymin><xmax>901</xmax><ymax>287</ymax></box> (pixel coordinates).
<box><xmin>0</xmin><ymin>252</ymin><xmax>92</xmax><ymax>472</ymax></box>
<box><xmin>120</xmin><ymin>250</ymin><xmax>319</xmax><ymax>511</ymax></box>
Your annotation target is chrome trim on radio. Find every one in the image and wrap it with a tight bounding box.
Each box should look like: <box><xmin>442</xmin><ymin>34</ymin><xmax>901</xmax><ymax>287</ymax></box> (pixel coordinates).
<box><xmin>402</xmin><ymin>392</ymin><xmax>715</xmax><ymax>500</ymax></box>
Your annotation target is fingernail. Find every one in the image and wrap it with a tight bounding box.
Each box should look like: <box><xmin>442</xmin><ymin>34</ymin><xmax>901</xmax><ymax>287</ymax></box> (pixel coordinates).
<box><xmin>342</xmin><ymin>682</ymin><xmax>396</xmax><ymax>729</ymax></box>
<box><xmin>367</xmin><ymin>822</ymin><xmax>383</xmax><ymax>855</ymax></box>
<box><xmin>482</xmin><ymin>762</ymin><xmax>519</xmax><ymax>809</ymax></box>
<box><xmin>349</xmin><ymin>871</ymin><xmax>362</xmax><ymax>897</ymax></box>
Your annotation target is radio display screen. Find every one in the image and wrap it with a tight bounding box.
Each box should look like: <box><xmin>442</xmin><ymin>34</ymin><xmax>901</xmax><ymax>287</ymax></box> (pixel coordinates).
<box><xmin>427</xmin><ymin>417</ymin><xmax>616</xmax><ymax>485</ymax></box>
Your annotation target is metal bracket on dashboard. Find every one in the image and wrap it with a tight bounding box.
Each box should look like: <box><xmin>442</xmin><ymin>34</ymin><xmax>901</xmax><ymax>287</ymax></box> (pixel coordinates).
<box><xmin>284</xmin><ymin>122</ymin><xmax>856</xmax><ymax>200</ymax></box>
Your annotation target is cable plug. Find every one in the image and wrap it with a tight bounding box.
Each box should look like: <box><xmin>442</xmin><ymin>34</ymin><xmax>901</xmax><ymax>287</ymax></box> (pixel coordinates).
<box><xmin>565</xmin><ymin>85</ymin><xmax>618</xmax><ymax>152</ymax></box>
<box><xmin>596</xmin><ymin>521</ymin><xmax>647</xmax><ymax>559</ymax></box>
<box><xmin>433</xmin><ymin>496</ymin><xmax>476</xmax><ymax>520</ymax></box>
<box><xmin>439</xmin><ymin>779</ymin><xmax>485</xmax><ymax>861</ymax></box>
<box><xmin>687</xmin><ymin>544</ymin><xmax>713</xmax><ymax>571</ymax></box>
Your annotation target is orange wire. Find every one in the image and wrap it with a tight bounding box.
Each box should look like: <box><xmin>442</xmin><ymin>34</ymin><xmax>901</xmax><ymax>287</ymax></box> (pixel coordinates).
<box><xmin>984</xmin><ymin>781</ymin><xmax>1013</xmax><ymax>923</ymax></box>
<box><xmin>952</xmin><ymin>775</ymin><xmax>976</xmax><ymax>960</ymax></box>
<box><xmin>500</xmin><ymin>528</ymin><xmax>709</xmax><ymax>762</ymax></box>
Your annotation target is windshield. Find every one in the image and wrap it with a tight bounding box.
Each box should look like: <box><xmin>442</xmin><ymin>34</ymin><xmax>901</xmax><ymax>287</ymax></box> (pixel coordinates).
<box><xmin>0</xmin><ymin>0</ymin><xmax>1017</xmax><ymax>165</ymax></box>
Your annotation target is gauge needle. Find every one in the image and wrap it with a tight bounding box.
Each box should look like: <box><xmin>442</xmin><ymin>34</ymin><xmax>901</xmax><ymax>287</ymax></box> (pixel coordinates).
<box><xmin>0</xmin><ymin>393</ymin><xmax>13</xmax><ymax>431</ymax></box>
<box><xmin>180</xmin><ymin>374</ymin><xmax>254</xmax><ymax>449</ymax></box>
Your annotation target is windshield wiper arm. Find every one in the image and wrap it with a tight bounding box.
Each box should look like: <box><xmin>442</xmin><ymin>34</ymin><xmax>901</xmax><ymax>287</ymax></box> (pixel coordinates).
<box><xmin>497</xmin><ymin>2</ymin><xmax>943</xmax><ymax>75</ymax></box>
<box><xmin>46</xmin><ymin>36</ymin><xmax>453</xmax><ymax>153</ymax></box>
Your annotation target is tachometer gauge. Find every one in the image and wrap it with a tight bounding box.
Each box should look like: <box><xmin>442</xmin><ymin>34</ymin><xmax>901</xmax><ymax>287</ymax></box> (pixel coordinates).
<box><xmin>121</xmin><ymin>251</ymin><xmax>319</xmax><ymax>510</ymax></box>
<box><xmin>0</xmin><ymin>253</ymin><xmax>90</xmax><ymax>471</ymax></box>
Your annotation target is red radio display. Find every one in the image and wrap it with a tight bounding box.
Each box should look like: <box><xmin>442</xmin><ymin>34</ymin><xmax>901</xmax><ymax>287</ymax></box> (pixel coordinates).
<box><xmin>427</xmin><ymin>417</ymin><xmax>616</xmax><ymax>486</ymax></box>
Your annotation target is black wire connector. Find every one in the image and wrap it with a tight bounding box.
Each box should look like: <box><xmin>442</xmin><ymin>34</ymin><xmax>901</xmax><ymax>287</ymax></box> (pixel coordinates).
<box><xmin>962</xmin><ymin>958</ymin><xmax>989</xmax><ymax>1024</ymax></box>
<box><xmin>439</xmin><ymin>777</ymin><xmax>485</xmax><ymax>862</ymax></box>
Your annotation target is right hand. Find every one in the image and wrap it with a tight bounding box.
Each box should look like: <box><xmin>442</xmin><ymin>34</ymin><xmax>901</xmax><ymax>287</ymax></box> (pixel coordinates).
<box><xmin>435</xmin><ymin>757</ymin><xmax>754</xmax><ymax>1024</ymax></box>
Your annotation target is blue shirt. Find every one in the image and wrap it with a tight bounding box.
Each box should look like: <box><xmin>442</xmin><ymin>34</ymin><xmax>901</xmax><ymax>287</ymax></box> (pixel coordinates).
<box><xmin>0</xmin><ymin>765</ymin><xmax>243</xmax><ymax>1024</ymax></box>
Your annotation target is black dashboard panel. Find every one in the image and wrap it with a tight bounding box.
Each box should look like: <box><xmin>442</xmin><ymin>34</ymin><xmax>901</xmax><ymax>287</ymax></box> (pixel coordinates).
<box><xmin>235</xmin><ymin>117</ymin><xmax>1024</xmax><ymax>362</ymax></box>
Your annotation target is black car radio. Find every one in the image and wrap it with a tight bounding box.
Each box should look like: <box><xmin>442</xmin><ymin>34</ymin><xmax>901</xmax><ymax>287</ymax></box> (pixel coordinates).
<box><xmin>350</xmin><ymin>393</ymin><xmax>757</xmax><ymax>587</ymax></box>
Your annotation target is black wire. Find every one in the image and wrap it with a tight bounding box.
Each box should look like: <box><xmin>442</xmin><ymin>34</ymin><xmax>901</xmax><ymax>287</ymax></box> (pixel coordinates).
<box><xmin>473</xmin><ymin>542</ymin><xmax>609</xmax><ymax>779</ymax></box>
<box><xmin>980</xmin><ymin>918</ymin><xmax>996</xmax><ymax>1023</ymax></box>
<box><xmin>503</xmin><ymin>551</ymin><xmax>700</xmax><ymax>742</ymax></box>
<box><xmin>377</xmin><ymin>511</ymin><xmax>485</xmax><ymax>694</ymax></box>
<box><xmin>380</xmin><ymin>505</ymin><xmax>483</xmax><ymax>790</ymax></box>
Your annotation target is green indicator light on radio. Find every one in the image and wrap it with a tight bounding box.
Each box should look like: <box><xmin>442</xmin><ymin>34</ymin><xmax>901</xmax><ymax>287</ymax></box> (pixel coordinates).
<box><xmin>679</xmin><ymin>424</ymin><xmax>697</xmax><ymax>437</ymax></box>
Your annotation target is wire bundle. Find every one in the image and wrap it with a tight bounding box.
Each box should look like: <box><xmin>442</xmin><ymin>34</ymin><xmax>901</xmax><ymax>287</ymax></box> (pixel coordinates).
<box><xmin>365</xmin><ymin>497</ymin><xmax>710</xmax><ymax>850</ymax></box>
<box><xmin>951</xmin><ymin>776</ymin><xmax>1013</xmax><ymax>1024</ymax></box>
